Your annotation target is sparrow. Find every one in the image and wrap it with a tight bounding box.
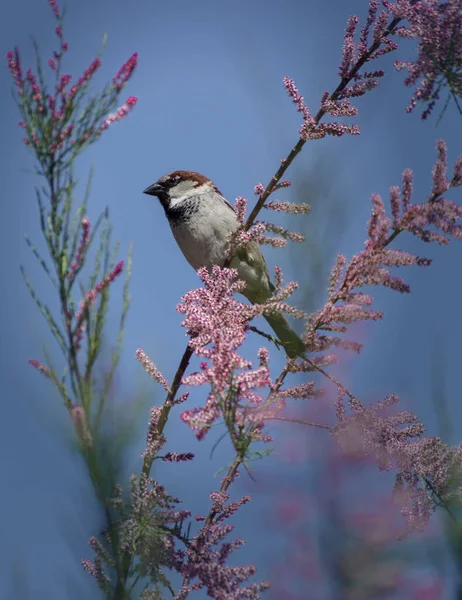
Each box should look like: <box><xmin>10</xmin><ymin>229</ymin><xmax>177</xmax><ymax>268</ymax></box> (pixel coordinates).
<box><xmin>143</xmin><ymin>170</ymin><xmax>305</xmax><ymax>358</ymax></box>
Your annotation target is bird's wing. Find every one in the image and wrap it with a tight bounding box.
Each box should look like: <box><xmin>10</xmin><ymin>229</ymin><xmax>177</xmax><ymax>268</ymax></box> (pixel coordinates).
<box><xmin>194</xmin><ymin>190</ymin><xmax>236</xmax><ymax>214</ymax></box>
<box><xmin>222</xmin><ymin>196</ymin><xmax>237</xmax><ymax>214</ymax></box>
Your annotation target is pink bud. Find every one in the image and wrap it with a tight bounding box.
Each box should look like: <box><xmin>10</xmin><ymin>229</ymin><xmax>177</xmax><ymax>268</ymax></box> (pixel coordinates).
<box><xmin>71</xmin><ymin>405</ymin><xmax>93</xmax><ymax>446</ymax></box>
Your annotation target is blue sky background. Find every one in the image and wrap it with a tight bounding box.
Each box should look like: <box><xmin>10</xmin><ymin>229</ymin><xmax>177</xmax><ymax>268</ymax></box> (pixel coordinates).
<box><xmin>1</xmin><ymin>0</ymin><xmax>461</xmax><ymax>598</ymax></box>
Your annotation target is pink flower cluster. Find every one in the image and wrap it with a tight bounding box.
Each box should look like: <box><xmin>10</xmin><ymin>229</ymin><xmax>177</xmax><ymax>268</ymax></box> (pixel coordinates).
<box><xmin>6</xmin><ymin>49</ymin><xmax>22</xmax><ymax>92</ymax></box>
<box><xmin>71</xmin><ymin>405</ymin><xmax>93</xmax><ymax>446</ymax></box>
<box><xmin>233</xmin><ymin>196</ymin><xmax>247</xmax><ymax>224</ymax></box>
<box><xmin>266</xmin><ymin>424</ymin><xmax>448</xmax><ymax>598</ymax></box>
<box><xmin>68</xmin><ymin>216</ymin><xmax>90</xmax><ymax>283</ymax></box>
<box><xmin>6</xmin><ymin>0</ymin><xmax>138</xmax><ymax>156</ymax></box>
<box><xmin>83</xmin><ymin>475</ymin><xmax>192</xmax><ymax>594</ymax></box>
<box><xmin>28</xmin><ymin>359</ymin><xmax>50</xmax><ymax>377</ymax></box>
<box><xmin>339</xmin><ymin>6</ymin><xmax>397</xmax><ymax>80</ymax></box>
<box><xmin>293</xmin><ymin>140</ymin><xmax>462</xmax><ymax>530</ymax></box>
<box><xmin>82</xmin><ymin>556</ymin><xmax>110</xmax><ymax>592</ymax></box>
<box><xmin>336</xmin><ymin>0</ymin><xmax>462</xmax><ymax>119</ymax></box>
<box><xmin>283</xmin><ymin>76</ymin><xmax>360</xmax><ymax>140</ymax></box>
<box><xmin>99</xmin><ymin>96</ymin><xmax>138</xmax><ymax>132</ymax></box>
<box><xmin>177</xmin><ymin>266</ymin><xmax>270</xmax><ymax>439</ymax></box>
<box><xmin>228</xmin><ymin>210</ymin><xmax>306</xmax><ymax>252</ymax></box>
<box><xmin>283</xmin><ymin>3</ymin><xmax>408</xmax><ymax>140</ymax></box>
<box><xmin>68</xmin><ymin>58</ymin><xmax>101</xmax><ymax>102</ymax></box>
<box><xmin>135</xmin><ymin>348</ymin><xmax>170</xmax><ymax>391</ymax></box>
<box><xmin>74</xmin><ymin>260</ymin><xmax>124</xmax><ymax>350</ymax></box>
<box><xmin>48</xmin><ymin>0</ymin><xmax>59</xmax><ymax>19</ymax></box>
<box><xmin>112</xmin><ymin>52</ymin><xmax>138</xmax><ymax>91</ymax></box>
<box><xmin>26</xmin><ymin>69</ymin><xmax>42</xmax><ymax>107</ymax></box>
<box><xmin>177</xmin><ymin>264</ymin><xmax>310</xmax><ymax>441</ymax></box>
<box><xmin>304</xmin><ymin>140</ymin><xmax>462</xmax><ymax>367</ymax></box>
<box><xmin>392</xmin><ymin>0</ymin><xmax>462</xmax><ymax>118</ymax></box>
<box><xmin>232</xmin><ymin>221</ymin><xmax>288</xmax><ymax>249</ymax></box>
<box><xmin>264</xmin><ymin>200</ymin><xmax>311</xmax><ymax>214</ymax></box>
<box><xmin>174</xmin><ymin>481</ymin><xmax>270</xmax><ymax>599</ymax></box>
<box><xmin>334</xmin><ymin>393</ymin><xmax>462</xmax><ymax>532</ymax></box>
<box><xmin>143</xmin><ymin>406</ymin><xmax>166</xmax><ymax>459</ymax></box>
<box><xmin>254</xmin><ymin>179</ymin><xmax>291</xmax><ymax>197</ymax></box>
<box><xmin>162</xmin><ymin>452</ymin><xmax>195</xmax><ymax>462</ymax></box>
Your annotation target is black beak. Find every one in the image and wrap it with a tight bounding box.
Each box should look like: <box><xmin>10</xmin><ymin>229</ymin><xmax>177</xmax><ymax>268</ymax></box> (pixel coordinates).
<box><xmin>143</xmin><ymin>182</ymin><xmax>164</xmax><ymax>197</ymax></box>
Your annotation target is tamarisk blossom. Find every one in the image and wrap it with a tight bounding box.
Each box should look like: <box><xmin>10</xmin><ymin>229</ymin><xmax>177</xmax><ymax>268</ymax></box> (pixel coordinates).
<box><xmin>254</xmin><ymin>180</ymin><xmax>292</xmax><ymax>198</ymax></box>
<box><xmin>336</xmin><ymin>3</ymin><xmax>396</xmax><ymax>100</ymax></box>
<box><xmin>339</xmin><ymin>7</ymin><xmax>396</xmax><ymax>80</ymax></box>
<box><xmin>177</xmin><ymin>266</ymin><xmax>270</xmax><ymax>439</ymax></box>
<box><xmin>238</xmin><ymin>186</ymin><xmax>308</xmax><ymax>250</ymax></box>
<box><xmin>48</xmin><ymin>0</ymin><xmax>60</xmax><ymax>19</ymax></box>
<box><xmin>334</xmin><ymin>393</ymin><xmax>462</xmax><ymax>532</ymax></box>
<box><xmin>253</xmin><ymin>183</ymin><xmax>265</xmax><ymax>196</ymax></box>
<box><xmin>336</xmin><ymin>0</ymin><xmax>462</xmax><ymax>119</ymax></box>
<box><xmin>228</xmin><ymin>196</ymin><xmax>306</xmax><ymax>250</ymax></box>
<box><xmin>6</xmin><ymin>48</ymin><xmax>23</xmax><ymax>92</ymax></box>
<box><xmin>177</xmin><ymin>265</ymin><xmax>307</xmax><ymax>440</ymax></box>
<box><xmin>6</xmin><ymin>0</ymin><xmax>138</xmax><ymax>157</ymax></box>
<box><xmin>288</xmin><ymin>0</ymin><xmax>462</xmax><ymax>127</ymax></box>
<box><xmin>231</xmin><ymin>221</ymin><xmax>291</xmax><ymax>249</ymax></box>
<box><xmin>11</xmin><ymin>0</ymin><xmax>138</xmax><ymax>593</ymax></box>
<box><xmin>262</xmin><ymin>270</ymin><xmax>306</xmax><ymax>323</ymax></box>
<box><xmin>74</xmin><ymin>261</ymin><xmax>124</xmax><ymax>349</ymax></box>
<box><xmin>174</xmin><ymin>478</ymin><xmax>270</xmax><ymax>599</ymax></box>
<box><xmin>284</xmin><ymin>1</ymin><xmax>397</xmax><ymax>136</ymax></box>
<box><xmin>162</xmin><ymin>452</ymin><xmax>195</xmax><ymax>463</ymax></box>
<box><xmin>99</xmin><ymin>96</ymin><xmax>138</xmax><ymax>132</ymax></box>
<box><xmin>391</xmin><ymin>0</ymin><xmax>462</xmax><ymax>118</ymax></box>
<box><xmin>83</xmin><ymin>474</ymin><xmax>192</xmax><ymax>594</ymax></box>
<box><xmin>244</xmin><ymin>142</ymin><xmax>462</xmax><ymax>532</ymax></box>
<box><xmin>339</xmin><ymin>15</ymin><xmax>360</xmax><ymax>77</ymax></box>
<box><xmin>25</xmin><ymin>69</ymin><xmax>43</xmax><ymax>108</ymax></box>
<box><xmin>266</xmin><ymin>427</ymin><xmax>448</xmax><ymax>598</ymax></box>
<box><xmin>233</xmin><ymin>196</ymin><xmax>247</xmax><ymax>225</ymax></box>
<box><xmin>68</xmin><ymin>216</ymin><xmax>90</xmax><ymax>282</ymax></box>
<box><xmin>82</xmin><ymin>555</ymin><xmax>111</xmax><ymax>594</ymax></box>
<box><xmin>67</xmin><ymin>58</ymin><xmax>101</xmax><ymax>102</ymax></box>
<box><xmin>28</xmin><ymin>359</ymin><xmax>50</xmax><ymax>377</ymax></box>
<box><xmin>284</xmin><ymin>76</ymin><xmax>360</xmax><ymax>140</ymax></box>
<box><xmin>112</xmin><ymin>52</ymin><xmax>138</xmax><ymax>91</ymax></box>
<box><xmin>71</xmin><ymin>405</ymin><xmax>93</xmax><ymax>447</ymax></box>
<box><xmin>258</xmin><ymin>178</ymin><xmax>311</xmax><ymax>215</ymax></box>
<box><xmin>303</xmin><ymin>140</ymin><xmax>462</xmax><ymax>366</ymax></box>
<box><xmin>143</xmin><ymin>407</ymin><xmax>166</xmax><ymax>459</ymax></box>
<box><xmin>77</xmin><ymin>260</ymin><xmax>124</xmax><ymax>315</ymax></box>
<box><xmin>296</xmin><ymin>140</ymin><xmax>462</xmax><ymax>531</ymax></box>
<box><xmin>264</xmin><ymin>200</ymin><xmax>311</xmax><ymax>214</ymax></box>
<box><xmin>136</xmin><ymin>348</ymin><xmax>169</xmax><ymax>392</ymax></box>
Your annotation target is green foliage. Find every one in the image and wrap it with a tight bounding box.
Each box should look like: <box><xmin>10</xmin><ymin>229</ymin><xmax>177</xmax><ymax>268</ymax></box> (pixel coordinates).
<box><xmin>11</xmin><ymin>6</ymin><xmax>138</xmax><ymax>595</ymax></box>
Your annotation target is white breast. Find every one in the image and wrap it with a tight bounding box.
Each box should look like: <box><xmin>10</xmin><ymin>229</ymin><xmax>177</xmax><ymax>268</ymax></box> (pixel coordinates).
<box><xmin>170</xmin><ymin>191</ymin><xmax>239</xmax><ymax>271</ymax></box>
<box><xmin>169</xmin><ymin>190</ymin><xmax>272</xmax><ymax>303</ymax></box>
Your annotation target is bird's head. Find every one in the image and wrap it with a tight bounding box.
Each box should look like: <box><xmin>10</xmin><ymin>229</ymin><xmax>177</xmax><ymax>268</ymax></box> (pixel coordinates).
<box><xmin>143</xmin><ymin>170</ymin><xmax>221</xmax><ymax>211</ymax></box>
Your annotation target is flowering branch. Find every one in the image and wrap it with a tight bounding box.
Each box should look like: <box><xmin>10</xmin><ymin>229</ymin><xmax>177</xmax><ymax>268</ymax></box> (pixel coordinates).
<box><xmin>245</xmin><ymin>14</ymin><xmax>402</xmax><ymax>230</ymax></box>
<box><xmin>392</xmin><ymin>0</ymin><xmax>462</xmax><ymax>119</ymax></box>
<box><xmin>8</xmin><ymin>0</ymin><xmax>138</xmax><ymax>595</ymax></box>
<box><xmin>174</xmin><ymin>457</ymin><xmax>270</xmax><ymax>600</ymax></box>
<box><xmin>131</xmin><ymin>4</ymin><xmax>462</xmax><ymax>594</ymax></box>
<box><xmin>14</xmin><ymin>0</ymin><xmax>462</xmax><ymax>598</ymax></box>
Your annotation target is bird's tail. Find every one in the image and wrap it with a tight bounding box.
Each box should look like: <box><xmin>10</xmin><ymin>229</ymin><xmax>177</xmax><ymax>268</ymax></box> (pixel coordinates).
<box><xmin>263</xmin><ymin>311</ymin><xmax>306</xmax><ymax>359</ymax></box>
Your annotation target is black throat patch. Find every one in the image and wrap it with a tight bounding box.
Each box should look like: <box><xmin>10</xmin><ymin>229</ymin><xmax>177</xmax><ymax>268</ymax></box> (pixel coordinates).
<box><xmin>165</xmin><ymin>197</ymin><xmax>200</xmax><ymax>224</ymax></box>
